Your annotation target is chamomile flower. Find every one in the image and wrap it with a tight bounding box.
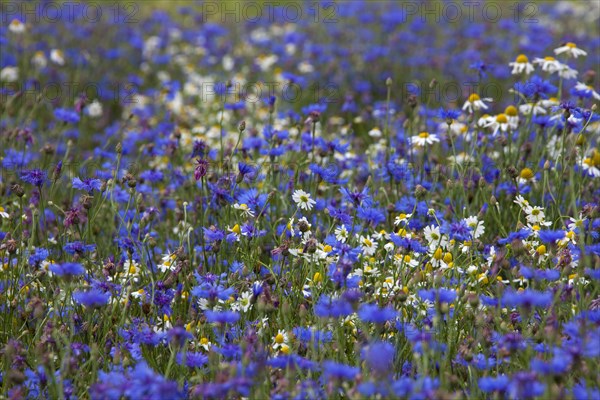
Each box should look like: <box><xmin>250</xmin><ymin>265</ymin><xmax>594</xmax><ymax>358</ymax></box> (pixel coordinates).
<box><xmin>359</xmin><ymin>235</ymin><xmax>378</xmax><ymax>256</ymax></box>
<box><xmin>0</xmin><ymin>66</ymin><xmax>18</xmax><ymax>82</ymax></box>
<box><xmin>272</xmin><ymin>329</ymin><xmax>289</xmax><ymax>351</ymax></box>
<box><xmin>462</xmin><ymin>93</ymin><xmax>491</xmax><ymax>113</ymax></box>
<box><xmin>233</xmin><ymin>203</ymin><xmax>256</xmax><ymax>217</ymax></box>
<box><xmin>533</xmin><ymin>57</ymin><xmax>561</xmax><ymax>73</ymax></box>
<box><xmin>232</xmin><ymin>291</ymin><xmax>253</xmax><ymax>312</ymax></box>
<box><xmin>518</xmin><ymin>168</ymin><xmax>536</xmax><ymax>184</ymax></box>
<box><xmin>423</xmin><ymin>225</ymin><xmax>448</xmax><ymax>249</ymax></box>
<box><xmin>368</xmin><ymin>127</ymin><xmax>382</xmax><ymax>138</ymax></box>
<box><xmin>292</xmin><ymin>190</ymin><xmax>316</xmax><ymax>211</ymax></box>
<box><xmin>572</xmin><ymin>82</ymin><xmax>600</xmax><ymax>100</ymax></box>
<box><xmin>86</xmin><ymin>100</ymin><xmax>103</xmax><ymax>118</ymax></box>
<box><xmin>582</xmin><ymin>149</ymin><xmax>600</xmax><ymax>177</ymax></box>
<box><xmin>483</xmin><ymin>113</ymin><xmax>510</xmax><ymax>136</ymax></box>
<box><xmin>554</xmin><ymin>42</ymin><xmax>587</xmax><ymax>58</ymax></box>
<box><xmin>524</xmin><ymin>205</ymin><xmax>549</xmax><ymax>225</ymax></box>
<box><xmin>519</xmin><ymin>102</ymin><xmax>547</xmax><ymax>116</ymax></box>
<box><xmin>50</xmin><ymin>49</ymin><xmax>65</xmax><ymax>65</ymax></box>
<box><xmin>335</xmin><ymin>225</ymin><xmax>349</xmax><ymax>243</ymax></box>
<box><xmin>9</xmin><ymin>19</ymin><xmax>25</xmax><ymax>34</ymax></box>
<box><xmin>464</xmin><ymin>216</ymin><xmax>485</xmax><ymax>239</ymax></box>
<box><xmin>509</xmin><ymin>54</ymin><xmax>534</xmax><ymax>75</ymax></box>
<box><xmin>411</xmin><ymin>131</ymin><xmax>440</xmax><ymax>147</ymax></box>
<box><xmin>199</xmin><ymin>337</ymin><xmax>212</xmax><ymax>351</ymax></box>
<box><xmin>567</xmin><ymin>214</ymin><xmax>586</xmax><ymax>231</ymax></box>
<box><xmin>0</xmin><ymin>206</ymin><xmax>8</xmax><ymax>219</ymax></box>
<box><xmin>394</xmin><ymin>213</ymin><xmax>413</xmax><ymax>226</ymax></box>
<box><xmin>32</xmin><ymin>51</ymin><xmax>47</xmax><ymax>69</ymax></box>
<box><xmin>158</xmin><ymin>253</ymin><xmax>177</xmax><ymax>273</ymax></box>
<box><xmin>557</xmin><ymin>63</ymin><xmax>578</xmax><ymax>79</ymax></box>
<box><xmin>504</xmin><ymin>106</ymin><xmax>519</xmax><ymax>129</ymax></box>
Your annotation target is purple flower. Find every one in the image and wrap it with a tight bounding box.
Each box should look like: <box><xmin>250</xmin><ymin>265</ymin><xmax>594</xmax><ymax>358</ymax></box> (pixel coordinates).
<box><xmin>20</xmin><ymin>169</ymin><xmax>47</xmax><ymax>187</ymax></box>
<box><xmin>418</xmin><ymin>288</ymin><xmax>457</xmax><ymax>304</ymax></box>
<box><xmin>72</xmin><ymin>177</ymin><xmax>102</xmax><ymax>192</ymax></box>
<box><xmin>361</xmin><ymin>341</ymin><xmax>395</xmax><ymax>375</ymax></box>
<box><xmin>204</xmin><ymin>310</ymin><xmax>239</xmax><ymax>324</ymax></box>
<box><xmin>322</xmin><ymin>360</ymin><xmax>359</xmax><ymax>380</ymax></box>
<box><xmin>73</xmin><ymin>289</ymin><xmax>110</xmax><ymax>308</ymax></box>
<box><xmin>479</xmin><ymin>375</ymin><xmax>509</xmax><ymax>393</ymax></box>
<box><xmin>49</xmin><ymin>262</ymin><xmax>85</xmax><ymax>277</ymax></box>
<box><xmin>358</xmin><ymin>303</ymin><xmax>397</xmax><ymax>324</ymax></box>
<box><xmin>54</xmin><ymin>108</ymin><xmax>80</xmax><ymax>123</ymax></box>
<box><xmin>503</xmin><ymin>289</ymin><xmax>553</xmax><ymax>309</ymax></box>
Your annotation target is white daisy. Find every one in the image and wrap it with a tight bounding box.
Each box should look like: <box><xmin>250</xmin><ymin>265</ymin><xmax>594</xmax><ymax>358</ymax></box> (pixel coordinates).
<box><xmin>573</xmin><ymin>82</ymin><xmax>600</xmax><ymax>100</ymax></box>
<box><xmin>50</xmin><ymin>49</ymin><xmax>65</xmax><ymax>66</ymax></box>
<box><xmin>292</xmin><ymin>190</ymin><xmax>316</xmax><ymax>211</ymax></box>
<box><xmin>0</xmin><ymin>66</ymin><xmax>18</xmax><ymax>82</ymax></box>
<box><xmin>462</xmin><ymin>93</ymin><xmax>492</xmax><ymax>113</ymax></box>
<box><xmin>533</xmin><ymin>57</ymin><xmax>561</xmax><ymax>73</ymax></box>
<box><xmin>8</xmin><ymin>19</ymin><xmax>25</xmax><ymax>34</ymax></box>
<box><xmin>335</xmin><ymin>225</ymin><xmax>349</xmax><ymax>243</ymax></box>
<box><xmin>464</xmin><ymin>216</ymin><xmax>485</xmax><ymax>239</ymax></box>
<box><xmin>233</xmin><ymin>203</ymin><xmax>256</xmax><ymax>217</ymax></box>
<box><xmin>509</xmin><ymin>54</ymin><xmax>534</xmax><ymax>75</ymax></box>
<box><xmin>0</xmin><ymin>206</ymin><xmax>8</xmax><ymax>219</ymax></box>
<box><xmin>359</xmin><ymin>235</ymin><xmax>378</xmax><ymax>256</ymax></box>
<box><xmin>554</xmin><ymin>42</ymin><xmax>587</xmax><ymax>58</ymax></box>
<box><xmin>411</xmin><ymin>131</ymin><xmax>439</xmax><ymax>147</ymax></box>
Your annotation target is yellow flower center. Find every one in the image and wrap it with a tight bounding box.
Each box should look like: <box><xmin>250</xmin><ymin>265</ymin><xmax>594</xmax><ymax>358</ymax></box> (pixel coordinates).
<box><xmin>200</xmin><ymin>337</ymin><xmax>209</xmax><ymax>346</ymax></box>
<box><xmin>443</xmin><ymin>252</ymin><xmax>453</xmax><ymax>263</ymax></box>
<box><xmin>418</xmin><ymin>132</ymin><xmax>430</xmax><ymax>139</ymax></box>
<box><xmin>275</xmin><ymin>333</ymin><xmax>285</xmax><ymax>344</ymax></box>
<box><xmin>520</xmin><ymin>168</ymin><xmax>534</xmax><ymax>180</ymax></box>
<box><xmin>505</xmin><ymin>105</ymin><xmax>518</xmax><ymax>116</ymax></box>
<box><xmin>300</xmin><ymin>195</ymin><xmax>308</xmax><ymax>202</ymax></box>
<box><xmin>516</xmin><ymin>54</ymin><xmax>529</xmax><ymax>63</ymax></box>
<box><xmin>566</xmin><ymin>42</ymin><xmax>576</xmax><ymax>48</ymax></box>
<box><xmin>468</xmin><ymin>93</ymin><xmax>480</xmax><ymax>102</ymax></box>
<box><xmin>433</xmin><ymin>248</ymin><xmax>443</xmax><ymax>260</ymax></box>
<box><xmin>363</xmin><ymin>238</ymin><xmax>372</xmax><ymax>247</ymax></box>
<box><xmin>313</xmin><ymin>272</ymin><xmax>322</xmax><ymax>283</ymax></box>
<box><xmin>544</xmin><ymin>56</ymin><xmax>556</xmax><ymax>61</ymax></box>
<box><xmin>232</xmin><ymin>224</ymin><xmax>241</xmax><ymax>235</ymax></box>
<box><xmin>403</xmin><ymin>255</ymin><xmax>412</xmax><ymax>263</ymax></box>
<box><xmin>536</xmin><ymin>245</ymin><xmax>546</xmax><ymax>255</ymax></box>
<box><xmin>280</xmin><ymin>344</ymin><xmax>290</xmax><ymax>354</ymax></box>
<box><xmin>496</xmin><ymin>114</ymin><xmax>508</xmax><ymax>124</ymax></box>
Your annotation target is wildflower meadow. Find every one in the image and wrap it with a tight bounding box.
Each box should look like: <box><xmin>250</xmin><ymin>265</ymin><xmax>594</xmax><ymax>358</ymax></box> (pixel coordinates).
<box><xmin>1</xmin><ymin>1</ymin><xmax>600</xmax><ymax>399</ymax></box>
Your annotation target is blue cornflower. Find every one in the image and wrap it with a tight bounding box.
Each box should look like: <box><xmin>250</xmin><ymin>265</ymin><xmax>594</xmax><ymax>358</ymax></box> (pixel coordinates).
<box><xmin>438</xmin><ymin>108</ymin><xmax>461</xmax><ymax>122</ymax></box>
<box><xmin>498</xmin><ymin>228</ymin><xmax>532</xmax><ymax>245</ymax></box>
<box><xmin>503</xmin><ymin>289</ymin><xmax>553</xmax><ymax>308</ymax></box>
<box><xmin>73</xmin><ymin>289</ymin><xmax>110</xmax><ymax>308</ymax></box>
<box><xmin>49</xmin><ymin>262</ymin><xmax>85</xmax><ymax>277</ymax></box>
<box><xmin>418</xmin><ymin>288</ymin><xmax>457</xmax><ymax>304</ymax></box>
<box><xmin>72</xmin><ymin>177</ymin><xmax>102</xmax><ymax>192</ymax></box>
<box><xmin>357</xmin><ymin>303</ymin><xmax>397</xmax><ymax>324</ymax></box>
<box><xmin>176</xmin><ymin>351</ymin><xmax>208</xmax><ymax>368</ymax></box>
<box><xmin>469</xmin><ymin>60</ymin><xmax>488</xmax><ymax>78</ymax></box>
<box><xmin>361</xmin><ymin>341</ymin><xmax>395</xmax><ymax>375</ymax></box>
<box><xmin>478</xmin><ymin>375</ymin><xmax>509</xmax><ymax>393</ymax></box>
<box><xmin>315</xmin><ymin>295</ymin><xmax>353</xmax><ymax>318</ymax></box>
<box><xmin>20</xmin><ymin>169</ymin><xmax>47</xmax><ymax>187</ymax></box>
<box><xmin>322</xmin><ymin>361</ymin><xmax>359</xmax><ymax>381</ymax></box>
<box><xmin>54</xmin><ymin>108</ymin><xmax>80</xmax><ymax>123</ymax></box>
<box><xmin>204</xmin><ymin>310</ymin><xmax>239</xmax><ymax>324</ymax></box>
<box><xmin>64</xmin><ymin>241</ymin><xmax>96</xmax><ymax>255</ymax></box>
<box><xmin>514</xmin><ymin>76</ymin><xmax>557</xmax><ymax>99</ymax></box>
<box><xmin>28</xmin><ymin>248</ymin><xmax>49</xmax><ymax>266</ymax></box>
<box><xmin>538</xmin><ymin>230</ymin><xmax>566</xmax><ymax>243</ymax></box>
